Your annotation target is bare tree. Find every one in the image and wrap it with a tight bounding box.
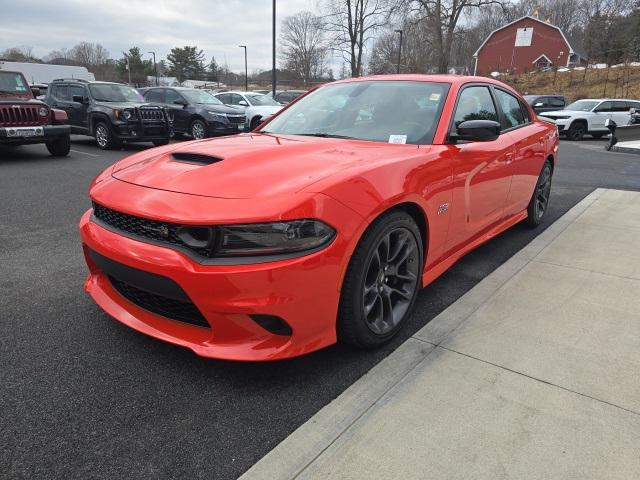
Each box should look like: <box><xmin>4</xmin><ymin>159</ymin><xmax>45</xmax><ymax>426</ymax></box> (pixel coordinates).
<box><xmin>411</xmin><ymin>0</ymin><xmax>508</xmax><ymax>74</ymax></box>
<box><xmin>69</xmin><ymin>42</ymin><xmax>110</xmax><ymax>69</ymax></box>
<box><xmin>281</xmin><ymin>11</ymin><xmax>329</xmax><ymax>85</ymax></box>
<box><xmin>0</xmin><ymin>46</ymin><xmax>40</xmax><ymax>62</ymax></box>
<box><xmin>322</xmin><ymin>0</ymin><xmax>397</xmax><ymax>77</ymax></box>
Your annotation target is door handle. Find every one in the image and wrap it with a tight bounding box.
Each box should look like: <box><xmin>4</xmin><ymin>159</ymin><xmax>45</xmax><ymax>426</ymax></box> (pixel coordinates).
<box><xmin>505</xmin><ymin>152</ymin><xmax>514</xmax><ymax>164</ymax></box>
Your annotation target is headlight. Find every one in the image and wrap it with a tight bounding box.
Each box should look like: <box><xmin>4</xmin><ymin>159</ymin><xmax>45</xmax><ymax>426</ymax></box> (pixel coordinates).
<box><xmin>123</xmin><ymin>110</ymin><xmax>133</xmax><ymax>120</ymax></box>
<box><xmin>207</xmin><ymin>111</ymin><xmax>227</xmax><ymax>119</ymax></box>
<box><xmin>215</xmin><ymin>220</ymin><xmax>335</xmax><ymax>257</ymax></box>
<box><xmin>38</xmin><ymin>106</ymin><xmax>49</xmax><ymax>117</ymax></box>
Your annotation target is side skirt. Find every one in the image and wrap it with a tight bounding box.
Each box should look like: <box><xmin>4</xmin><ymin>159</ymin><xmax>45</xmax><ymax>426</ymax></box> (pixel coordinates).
<box><xmin>421</xmin><ymin>210</ymin><xmax>528</xmax><ymax>288</ymax></box>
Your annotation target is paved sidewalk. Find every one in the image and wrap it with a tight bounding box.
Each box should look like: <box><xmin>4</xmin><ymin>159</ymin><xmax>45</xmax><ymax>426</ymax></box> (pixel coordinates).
<box><xmin>241</xmin><ymin>189</ymin><xmax>640</xmax><ymax>480</ymax></box>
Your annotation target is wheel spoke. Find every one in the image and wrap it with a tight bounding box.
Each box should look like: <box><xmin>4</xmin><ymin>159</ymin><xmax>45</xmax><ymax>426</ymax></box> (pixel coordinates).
<box><xmin>388</xmin><ymin>285</ymin><xmax>412</xmax><ymax>300</ymax></box>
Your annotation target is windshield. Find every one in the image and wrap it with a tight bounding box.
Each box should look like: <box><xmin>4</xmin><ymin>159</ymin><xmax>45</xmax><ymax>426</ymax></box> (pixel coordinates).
<box><xmin>0</xmin><ymin>72</ymin><xmax>29</xmax><ymax>94</ymax></box>
<box><xmin>261</xmin><ymin>81</ymin><xmax>450</xmax><ymax>145</ymax></box>
<box><xmin>89</xmin><ymin>84</ymin><xmax>143</xmax><ymax>102</ymax></box>
<box><xmin>565</xmin><ymin>100</ymin><xmax>599</xmax><ymax>112</ymax></box>
<box><xmin>247</xmin><ymin>94</ymin><xmax>280</xmax><ymax>106</ymax></box>
<box><xmin>181</xmin><ymin>90</ymin><xmax>222</xmax><ymax>105</ymax></box>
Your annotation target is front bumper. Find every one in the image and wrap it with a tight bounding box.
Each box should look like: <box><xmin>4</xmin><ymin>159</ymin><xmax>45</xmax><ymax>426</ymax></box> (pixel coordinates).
<box><xmin>79</xmin><ymin>187</ymin><xmax>363</xmax><ymax>361</ymax></box>
<box><xmin>207</xmin><ymin>120</ymin><xmax>246</xmax><ymax>136</ymax></box>
<box><xmin>0</xmin><ymin>124</ymin><xmax>70</xmax><ymax>144</ymax></box>
<box><xmin>113</xmin><ymin>120</ymin><xmax>171</xmax><ymax>142</ymax></box>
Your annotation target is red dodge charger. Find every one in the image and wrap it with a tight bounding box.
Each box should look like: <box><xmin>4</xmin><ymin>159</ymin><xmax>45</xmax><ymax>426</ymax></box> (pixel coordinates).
<box><xmin>80</xmin><ymin>75</ymin><xmax>558</xmax><ymax>361</ymax></box>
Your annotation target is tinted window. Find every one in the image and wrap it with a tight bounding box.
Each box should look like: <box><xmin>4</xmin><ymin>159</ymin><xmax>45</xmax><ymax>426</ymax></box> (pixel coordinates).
<box><xmin>53</xmin><ymin>85</ymin><xmax>70</xmax><ymax>101</ymax></box>
<box><xmin>453</xmin><ymin>86</ymin><xmax>498</xmax><ymax>126</ymax></box>
<box><xmin>70</xmin><ymin>85</ymin><xmax>85</xmax><ymax>100</ymax></box>
<box><xmin>216</xmin><ymin>93</ymin><xmax>230</xmax><ymax>104</ymax></box>
<box><xmin>519</xmin><ymin>100</ymin><xmax>531</xmax><ymax>122</ymax></box>
<box><xmin>495</xmin><ymin>89</ymin><xmax>526</xmax><ymax>129</ymax></box>
<box><xmin>532</xmin><ymin>97</ymin><xmax>548</xmax><ymax>107</ymax></box>
<box><xmin>629</xmin><ymin>101</ymin><xmax>640</xmax><ymax>110</ymax></box>
<box><xmin>595</xmin><ymin>101</ymin><xmax>613</xmax><ymax>112</ymax></box>
<box><xmin>612</xmin><ymin>101</ymin><xmax>629</xmax><ymax>112</ymax></box>
<box><xmin>165</xmin><ymin>89</ymin><xmax>183</xmax><ymax>104</ymax></box>
<box><xmin>549</xmin><ymin>97</ymin><xmax>565</xmax><ymax>107</ymax></box>
<box><xmin>144</xmin><ymin>89</ymin><xmax>164</xmax><ymax>102</ymax></box>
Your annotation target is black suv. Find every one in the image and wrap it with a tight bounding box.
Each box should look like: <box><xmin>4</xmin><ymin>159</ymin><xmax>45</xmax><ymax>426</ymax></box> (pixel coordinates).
<box><xmin>523</xmin><ymin>95</ymin><xmax>566</xmax><ymax>114</ymax></box>
<box><xmin>45</xmin><ymin>79</ymin><xmax>171</xmax><ymax>150</ymax></box>
<box><xmin>142</xmin><ymin>87</ymin><xmax>245</xmax><ymax>139</ymax></box>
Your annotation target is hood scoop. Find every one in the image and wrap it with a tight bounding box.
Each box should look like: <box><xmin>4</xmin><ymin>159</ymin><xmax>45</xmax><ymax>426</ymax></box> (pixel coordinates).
<box><xmin>171</xmin><ymin>152</ymin><xmax>223</xmax><ymax>166</ymax></box>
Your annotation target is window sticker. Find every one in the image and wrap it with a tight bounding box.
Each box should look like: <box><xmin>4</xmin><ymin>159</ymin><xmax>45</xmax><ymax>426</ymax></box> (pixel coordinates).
<box><xmin>15</xmin><ymin>76</ymin><xmax>26</xmax><ymax>91</ymax></box>
<box><xmin>429</xmin><ymin>93</ymin><xmax>441</xmax><ymax>101</ymax></box>
<box><xmin>389</xmin><ymin>135</ymin><xmax>407</xmax><ymax>144</ymax></box>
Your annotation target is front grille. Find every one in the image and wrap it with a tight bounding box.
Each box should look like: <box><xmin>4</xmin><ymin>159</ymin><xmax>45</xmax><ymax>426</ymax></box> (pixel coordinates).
<box><xmin>227</xmin><ymin>115</ymin><xmax>246</xmax><ymax>124</ymax></box>
<box><xmin>92</xmin><ymin>203</ymin><xmax>212</xmax><ymax>257</ymax></box>
<box><xmin>139</xmin><ymin>108</ymin><xmax>165</xmax><ymax>122</ymax></box>
<box><xmin>109</xmin><ymin>276</ymin><xmax>209</xmax><ymax>327</ymax></box>
<box><xmin>0</xmin><ymin>105</ymin><xmax>43</xmax><ymax>126</ymax></box>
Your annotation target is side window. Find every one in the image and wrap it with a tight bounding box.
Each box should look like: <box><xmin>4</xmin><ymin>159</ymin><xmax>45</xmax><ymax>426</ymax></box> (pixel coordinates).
<box><xmin>495</xmin><ymin>89</ymin><xmax>526</xmax><ymax>129</ymax></box>
<box><xmin>612</xmin><ymin>101</ymin><xmax>629</xmax><ymax>112</ymax></box>
<box><xmin>69</xmin><ymin>85</ymin><xmax>86</xmax><ymax>100</ymax></box>
<box><xmin>595</xmin><ymin>101</ymin><xmax>612</xmax><ymax>112</ymax></box>
<box><xmin>534</xmin><ymin>97</ymin><xmax>548</xmax><ymax>107</ymax></box>
<box><xmin>629</xmin><ymin>101</ymin><xmax>640</xmax><ymax>111</ymax></box>
<box><xmin>145</xmin><ymin>89</ymin><xmax>164</xmax><ymax>103</ymax></box>
<box><xmin>217</xmin><ymin>93</ymin><xmax>230</xmax><ymax>104</ymax></box>
<box><xmin>549</xmin><ymin>97</ymin><xmax>565</xmax><ymax>108</ymax></box>
<box><xmin>165</xmin><ymin>89</ymin><xmax>183</xmax><ymax>104</ymax></box>
<box><xmin>229</xmin><ymin>93</ymin><xmax>244</xmax><ymax>105</ymax></box>
<box><xmin>53</xmin><ymin>85</ymin><xmax>70</xmax><ymax>101</ymax></box>
<box><xmin>452</xmin><ymin>86</ymin><xmax>498</xmax><ymax>126</ymax></box>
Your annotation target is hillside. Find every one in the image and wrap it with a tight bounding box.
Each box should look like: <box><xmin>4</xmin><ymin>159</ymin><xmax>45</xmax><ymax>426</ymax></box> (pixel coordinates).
<box><xmin>498</xmin><ymin>66</ymin><xmax>640</xmax><ymax>102</ymax></box>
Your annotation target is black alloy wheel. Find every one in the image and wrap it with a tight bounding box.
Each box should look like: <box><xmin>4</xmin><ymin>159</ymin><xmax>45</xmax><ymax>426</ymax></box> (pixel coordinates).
<box><xmin>525</xmin><ymin>159</ymin><xmax>553</xmax><ymax>228</ymax></box>
<box><xmin>190</xmin><ymin>119</ymin><xmax>207</xmax><ymax>140</ymax></box>
<box><xmin>338</xmin><ymin>211</ymin><xmax>423</xmax><ymax>348</ymax></box>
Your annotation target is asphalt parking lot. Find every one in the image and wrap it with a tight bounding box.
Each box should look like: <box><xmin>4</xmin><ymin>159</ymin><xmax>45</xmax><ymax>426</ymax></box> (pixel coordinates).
<box><xmin>2</xmin><ymin>136</ymin><xmax>640</xmax><ymax>480</ymax></box>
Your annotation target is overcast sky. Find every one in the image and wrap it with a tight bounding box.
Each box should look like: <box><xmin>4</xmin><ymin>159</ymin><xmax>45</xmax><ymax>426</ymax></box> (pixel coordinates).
<box><xmin>0</xmin><ymin>0</ymin><xmax>326</xmax><ymax>72</ymax></box>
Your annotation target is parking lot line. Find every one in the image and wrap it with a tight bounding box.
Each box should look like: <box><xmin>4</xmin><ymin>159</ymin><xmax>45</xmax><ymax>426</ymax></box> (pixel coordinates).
<box><xmin>70</xmin><ymin>148</ymin><xmax>100</xmax><ymax>158</ymax></box>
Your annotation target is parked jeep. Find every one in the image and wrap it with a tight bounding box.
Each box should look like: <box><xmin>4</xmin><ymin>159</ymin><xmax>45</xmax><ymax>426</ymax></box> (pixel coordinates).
<box><xmin>0</xmin><ymin>70</ymin><xmax>71</xmax><ymax>156</ymax></box>
<box><xmin>45</xmin><ymin>79</ymin><xmax>171</xmax><ymax>150</ymax></box>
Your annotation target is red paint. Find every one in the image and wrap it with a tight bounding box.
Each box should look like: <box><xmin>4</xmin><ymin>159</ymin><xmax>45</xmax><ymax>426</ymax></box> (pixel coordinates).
<box><xmin>80</xmin><ymin>75</ymin><xmax>558</xmax><ymax>361</ymax></box>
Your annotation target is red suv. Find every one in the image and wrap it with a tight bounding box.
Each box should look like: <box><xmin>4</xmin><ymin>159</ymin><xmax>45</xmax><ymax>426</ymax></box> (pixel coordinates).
<box><xmin>0</xmin><ymin>70</ymin><xmax>71</xmax><ymax>156</ymax></box>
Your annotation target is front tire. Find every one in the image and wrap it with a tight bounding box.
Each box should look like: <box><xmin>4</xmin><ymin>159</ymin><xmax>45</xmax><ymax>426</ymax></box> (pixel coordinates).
<box><xmin>250</xmin><ymin>116</ymin><xmax>262</xmax><ymax>131</ymax></box>
<box><xmin>45</xmin><ymin>135</ymin><xmax>71</xmax><ymax>156</ymax></box>
<box><xmin>190</xmin><ymin>119</ymin><xmax>207</xmax><ymax>139</ymax></box>
<box><xmin>566</xmin><ymin>121</ymin><xmax>586</xmax><ymax>141</ymax></box>
<box><xmin>591</xmin><ymin>133</ymin><xmax>605</xmax><ymax>139</ymax></box>
<box><xmin>525</xmin><ymin>159</ymin><xmax>553</xmax><ymax>228</ymax></box>
<box><xmin>338</xmin><ymin>211</ymin><xmax>423</xmax><ymax>348</ymax></box>
<box><xmin>94</xmin><ymin>122</ymin><xmax>121</xmax><ymax>150</ymax></box>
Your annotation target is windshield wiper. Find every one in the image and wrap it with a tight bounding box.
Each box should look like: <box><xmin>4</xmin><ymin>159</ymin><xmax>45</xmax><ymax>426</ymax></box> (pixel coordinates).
<box><xmin>294</xmin><ymin>132</ymin><xmax>358</xmax><ymax>139</ymax></box>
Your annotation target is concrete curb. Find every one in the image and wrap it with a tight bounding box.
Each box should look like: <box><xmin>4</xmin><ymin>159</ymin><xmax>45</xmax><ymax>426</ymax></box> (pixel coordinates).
<box><xmin>239</xmin><ymin>188</ymin><xmax>605</xmax><ymax>480</ymax></box>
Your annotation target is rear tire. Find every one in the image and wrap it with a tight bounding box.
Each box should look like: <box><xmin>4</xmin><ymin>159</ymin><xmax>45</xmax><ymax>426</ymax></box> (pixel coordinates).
<box><xmin>338</xmin><ymin>211</ymin><xmax>423</xmax><ymax>348</ymax></box>
<box><xmin>566</xmin><ymin>121</ymin><xmax>586</xmax><ymax>141</ymax></box>
<box><xmin>46</xmin><ymin>135</ymin><xmax>71</xmax><ymax>156</ymax></box>
<box><xmin>94</xmin><ymin>122</ymin><xmax>121</xmax><ymax>150</ymax></box>
<box><xmin>524</xmin><ymin>159</ymin><xmax>553</xmax><ymax>228</ymax></box>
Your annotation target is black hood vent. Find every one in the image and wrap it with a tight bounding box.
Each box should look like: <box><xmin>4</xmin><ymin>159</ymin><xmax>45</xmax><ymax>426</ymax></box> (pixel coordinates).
<box><xmin>171</xmin><ymin>152</ymin><xmax>223</xmax><ymax>165</ymax></box>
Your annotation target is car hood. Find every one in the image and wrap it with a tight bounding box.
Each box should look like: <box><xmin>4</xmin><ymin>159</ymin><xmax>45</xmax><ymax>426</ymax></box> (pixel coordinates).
<box><xmin>199</xmin><ymin>104</ymin><xmax>243</xmax><ymax>115</ymax></box>
<box><xmin>94</xmin><ymin>101</ymin><xmax>160</xmax><ymax>109</ymax></box>
<box><xmin>111</xmin><ymin>133</ymin><xmax>422</xmax><ymax>199</ymax></box>
<box><xmin>247</xmin><ymin>105</ymin><xmax>282</xmax><ymax>116</ymax></box>
<box><xmin>538</xmin><ymin>110</ymin><xmax>587</xmax><ymax>117</ymax></box>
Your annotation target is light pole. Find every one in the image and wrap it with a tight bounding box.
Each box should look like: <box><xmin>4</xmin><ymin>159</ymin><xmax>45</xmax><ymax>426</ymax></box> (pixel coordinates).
<box><xmin>239</xmin><ymin>45</ymin><xmax>248</xmax><ymax>91</ymax></box>
<box><xmin>148</xmin><ymin>51</ymin><xmax>158</xmax><ymax>86</ymax></box>
<box><xmin>272</xmin><ymin>0</ymin><xmax>276</xmax><ymax>97</ymax></box>
<box><xmin>395</xmin><ymin>29</ymin><xmax>403</xmax><ymax>74</ymax></box>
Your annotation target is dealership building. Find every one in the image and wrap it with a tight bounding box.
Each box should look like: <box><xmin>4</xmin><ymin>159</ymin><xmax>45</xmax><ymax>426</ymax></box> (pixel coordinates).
<box><xmin>473</xmin><ymin>15</ymin><xmax>587</xmax><ymax>76</ymax></box>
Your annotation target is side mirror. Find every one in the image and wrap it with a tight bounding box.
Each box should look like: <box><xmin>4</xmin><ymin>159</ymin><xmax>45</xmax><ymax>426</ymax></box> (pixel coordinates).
<box><xmin>174</xmin><ymin>99</ymin><xmax>187</xmax><ymax>106</ymax></box>
<box><xmin>238</xmin><ymin>100</ymin><xmax>249</xmax><ymax>106</ymax></box>
<box><xmin>30</xmin><ymin>87</ymin><xmax>41</xmax><ymax>97</ymax></box>
<box><xmin>451</xmin><ymin>120</ymin><xmax>501</xmax><ymax>143</ymax></box>
<box><xmin>72</xmin><ymin>95</ymin><xmax>85</xmax><ymax>104</ymax></box>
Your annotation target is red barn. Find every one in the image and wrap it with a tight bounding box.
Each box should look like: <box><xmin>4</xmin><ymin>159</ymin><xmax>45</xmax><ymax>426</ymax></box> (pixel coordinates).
<box><xmin>473</xmin><ymin>16</ymin><xmax>587</xmax><ymax>76</ymax></box>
